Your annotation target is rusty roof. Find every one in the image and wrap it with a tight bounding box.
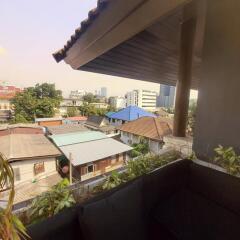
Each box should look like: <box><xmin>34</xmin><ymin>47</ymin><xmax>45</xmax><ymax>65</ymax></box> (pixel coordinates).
<box><xmin>119</xmin><ymin>116</ymin><xmax>172</xmax><ymax>141</ymax></box>
<box><xmin>53</xmin><ymin>0</ymin><xmax>109</xmax><ymax>63</ymax></box>
<box><xmin>0</xmin><ymin>134</ymin><xmax>61</xmax><ymax>161</ymax></box>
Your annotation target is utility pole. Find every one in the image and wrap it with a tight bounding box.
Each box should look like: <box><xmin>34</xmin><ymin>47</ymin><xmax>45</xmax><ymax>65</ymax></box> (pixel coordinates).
<box><xmin>69</xmin><ymin>153</ymin><xmax>73</xmax><ymax>185</ymax></box>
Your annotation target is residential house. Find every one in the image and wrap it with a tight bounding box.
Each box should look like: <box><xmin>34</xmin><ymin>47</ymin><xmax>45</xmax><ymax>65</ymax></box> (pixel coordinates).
<box><xmin>0</xmin><ymin>84</ymin><xmax>22</xmax><ymax>121</ymax></box>
<box><xmin>108</xmin><ymin>105</ymin><xmax>156</xmax><ymax>126</ymax></box>
<box><xmin>35</xmin><ymin>117</ymin><xmax>64</xmax><ymax>126</ymax></box>
<box><xmin>119</xmin><ymin>117</ymin><xmax>172</xmax><ymax>154</ymax></box>
<box><xmin>50</xmin><ymin>131</ymin><xmax>132</xmax><ymax>181</ymax></box>
<box><xmin>85</xmin><ymin>115</ymin><xmax>118</xmax><ymax>136</ymax></box>
<box><xmin>109</xmin><ymin>96</ymin><xmax>126</xmax><ymax>109</ymax></box>
<box><xmin>0</xmin><ymin>130</ymin><xmax>61</xmax><ymax>204</ymax></box>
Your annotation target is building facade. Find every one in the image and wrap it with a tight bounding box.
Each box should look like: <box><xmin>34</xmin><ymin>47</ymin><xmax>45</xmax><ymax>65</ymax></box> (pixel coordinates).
<box><xmin>100</xmin><ymin>87</ymin><xmax>107</xmax><ymax>97</ymax></box>
<box><xmin>157</xmin><ymin>84</ymin><xmax>176</xmax><ymax>109</ymax></box>
<box><xmin>109</xmin><ymin>96</ymin><xmax>126</xmax><ymax>109</ymax></box>
<box><xmin>69</xmin><ymin>90</ymin><xmax>86</xmax><ymax>99</ymax></box>
<box><xmin>126</xmin><ymin>90</ymin><xmax>157</xmax><ymax>110</ymax></box>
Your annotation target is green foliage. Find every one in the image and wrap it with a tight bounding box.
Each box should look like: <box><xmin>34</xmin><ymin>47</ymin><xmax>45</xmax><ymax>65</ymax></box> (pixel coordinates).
<box><xmin>214</xmin><ymin>145</ymin><xmax>240</xmax><ymax>176</ymax></box>
<box><xmin>94</xmin><ymin>150</ymin><xmax>181</xmax><ymax>192</ymax></box>
<box><xmin>83</xmin><ymin>93</ymin><xmax>99</xmax><ymax>103</ymax></box>
<box><xmin>0</xmin><ymin>153</ymin><xmax>29</xmax><ymax>240</ymax></box>
<box><xmin>188</xmin><ymin>100</ymin><xmax>197</xmax><ymax>136</ymax></box>
<box><xmin>29</xmin><ymin>178</ymin><xmax>75</xmax><ymax>223</ymax></box>
<box><xmin>129</xmin><ymin>142</ymin><xmax>150</xmax><ymax>158</ymax></box>
<box><xmin>67</xmin><ymin>107</ymin><xmax>78</xmax><ymax>117</ymax></box>
<box><xmin>11</xmin><ymin>114</ymin><xmax>29</xmax><ymax>124</ymax></box>
<box><xmin>102</xmin><ymin>171</ymin><xmax>124</xmax><ymax>190</ymax></box>
<box><xmin>79</xmin><ymin>102</ymin><xmax>108</xmax><ymax>117</ymax></box>
<box><xmin>11</xmin><ymin>83</ymin><xmax>62</xmax><ymax>122</ymax></box>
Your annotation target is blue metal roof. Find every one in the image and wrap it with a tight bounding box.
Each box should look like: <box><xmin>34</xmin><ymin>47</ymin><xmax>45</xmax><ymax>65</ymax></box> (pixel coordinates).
<box><xmin>49</xmin><ymin>131</ymin><xmax>108</xmax><ymax>147</ymax></box>
<box><xmin>109</xmin><ymin>105</ymin><xmax>155</xmax><ymax>121</ymax></box>
<box><xmin>105</xmin><ymin>111</ymin><xmax>115</xmax><ymax>118</ymax></box>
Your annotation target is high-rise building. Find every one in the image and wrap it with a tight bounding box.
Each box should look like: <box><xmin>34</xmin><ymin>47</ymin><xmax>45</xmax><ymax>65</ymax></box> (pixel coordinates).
<box><xmin>157</xmin><ymin>84</ymin><xmax>176</xmax><ymax>108</ymax></box>
<box><xmin>126</xmin><ymin>90</ymin><xmax>157</xmax><ymax>110</ymax></box>
<box><xmin>100</xmin><ymin>87</ymin><xmax>107</xmax><ymax>97</ymax></box>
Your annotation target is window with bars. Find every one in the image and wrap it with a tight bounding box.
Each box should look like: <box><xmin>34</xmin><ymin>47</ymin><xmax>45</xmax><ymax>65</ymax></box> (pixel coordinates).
<box><xmin>34</xmin><ymin>162</ymin><xmax>45</xmax><ymax>175</ymax></box>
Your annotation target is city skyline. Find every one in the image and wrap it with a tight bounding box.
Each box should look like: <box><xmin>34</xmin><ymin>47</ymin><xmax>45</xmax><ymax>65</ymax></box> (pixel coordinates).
<box><xmin>0</xmin><ymin>0</ymin><xmax>197</xmax><ymax>99</ymax></box>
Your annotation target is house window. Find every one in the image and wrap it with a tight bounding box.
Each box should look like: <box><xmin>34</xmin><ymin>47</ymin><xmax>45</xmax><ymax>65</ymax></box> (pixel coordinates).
<box><xmin>116</xmin><ymin>154</ymin><xmax>120</xmax><ymax>162</ymax></box>
<box><xmin>87</xmin><ymin>164</ymin><xmax>94</xmax><ymax>173</ymax></box>
<box><xmin>13</xmin><ymin>168</ymin><xmax>21</xmax><ymax>181</ymax></box>
<box><xmin>34</xmin><ymin>162</ymin><xmax>45</xmax><ymax>175</ymax></box>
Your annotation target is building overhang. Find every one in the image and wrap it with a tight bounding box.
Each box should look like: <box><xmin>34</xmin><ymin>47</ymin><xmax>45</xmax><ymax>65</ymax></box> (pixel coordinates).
<box><xmin>53</xmin><ymin>0</ymin><xmax>206</xmax><ymax>89</ymax></box>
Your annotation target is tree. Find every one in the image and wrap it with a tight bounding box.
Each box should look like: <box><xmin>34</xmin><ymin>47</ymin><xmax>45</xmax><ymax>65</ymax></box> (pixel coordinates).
<box><xmin>83</xmin><ymin>93</ymin><xmax>97</xmax><ymax>103</ymax></box>
<box><xmin>11</xmin><ymin>83</ymin><xmax>63</xmax><ymax>122</ymax></box>
<box><xmin>67</xmin><ymin>107</ymin><xmax>78</xmax><ymax>117</ymax></box>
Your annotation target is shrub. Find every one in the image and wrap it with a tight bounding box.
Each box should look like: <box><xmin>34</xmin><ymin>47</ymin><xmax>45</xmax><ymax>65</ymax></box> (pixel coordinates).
<box><xmin>214</xmin><ymin>145</ymin><xmax>240</xmax><ymax>176</ymax></box>
<box><xmin>29</xmin><ymin>178</ymin><xmax>75</xmax><ymax>223</ymax></box>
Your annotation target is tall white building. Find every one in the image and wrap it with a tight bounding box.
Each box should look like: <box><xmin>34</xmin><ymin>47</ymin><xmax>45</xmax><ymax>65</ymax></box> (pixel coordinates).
<box><xmin>126</xmin><ymin>90</ymin><xmax>157</xmax><ymax>110</ymax></box>
<box><xmin>69</xmin><ymin>90</ymin><xmax>86</xmax><ymax>99</ymax></box>
<box><xmin>109</xmin><ymin>97</ymin><xmax>126</xmax><ymax>109</ymax></box>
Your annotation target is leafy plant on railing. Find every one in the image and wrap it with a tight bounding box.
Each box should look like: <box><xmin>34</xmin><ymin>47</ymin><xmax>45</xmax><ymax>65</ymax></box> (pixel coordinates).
<box><xmin>129</xmin><ymin>141</ymin><xmax>150</xmax><ymax>158</ymax></box>
<box><xmin>0</xmin><ymin>153</ymin><xmax>29</xmax><ymax>240</ymax></box>
<box><xmin>214</xmin><ymin>145</ymin><xmax>240</xmax><ymax>176</ymax></box>
<box><xmin>29</xmin><ymin>178</ymin><xmax>75</xmax><ymax>223</ymax></box>
<box><xmin>94</xmin><ymin>150</ymin><xmax>181</xmax><ymax>192</ymax></box>
<box><xmin>102</xmin><ymin>171</ymin><xmax>124</xmax><ymax>190</ymax></box>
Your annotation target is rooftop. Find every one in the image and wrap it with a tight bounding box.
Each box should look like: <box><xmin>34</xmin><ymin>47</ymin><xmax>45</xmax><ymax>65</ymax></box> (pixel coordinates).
<box><xmin>59</xmin><ymin>137</ymin><xmax>132</xmax><ymax>166</ymax></box>
<box><xmin>0</xmin><ymin>133</ymin><xmax>61</xmax><ymax>161</ymax></box>
<box><xmin>46</xmin><ymin>124</ymin><xmax>88</xmax><ymax>135</ymax></box>
<box><xmin>49</xmin><ymin>131</ymin><xmax>108</xmax><ymax>147</ymax></box>
<box><xmin>109</xmin><ymin>106</ymin><xmax>155</xmax><ymax>121</ymax></box>
<box><xmin>119</xmin><ymin>116</ymin><xmax>172</xmax><ymax>141</ymax></box>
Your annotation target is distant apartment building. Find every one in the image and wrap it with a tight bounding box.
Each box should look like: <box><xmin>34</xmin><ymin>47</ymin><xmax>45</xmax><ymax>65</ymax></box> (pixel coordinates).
<box><xmin>126</xmin><ymin>89</ymin><xmax>157</xmax><ymax>110</ymax></box>
<box><xmin>59</xmin><ymin>98</ymin><xmax>83</xmax><ymax>116</ymax></box>
<box><xmin>109</xmin><ymin>96</ymin><xmax>126</xmax><ymax>109</ymax></box>
<box><xmin>0</xmin><ymin>83</ymin><xmax>22</xmax><ymax>121</ymax></box>
<box><xmin>157</xmin><ymin>84</ymin><xmax>176</xmax><ymax>109</ymax></box>
<box><xmin>69</xmin><ymin>90</ymin><xmax>86</xmax><ymax>99</ymax></box>
<box><xmin>100</xmin><ymin>87</ymin><xmax>107</xmax><ymax>97</ymax></box>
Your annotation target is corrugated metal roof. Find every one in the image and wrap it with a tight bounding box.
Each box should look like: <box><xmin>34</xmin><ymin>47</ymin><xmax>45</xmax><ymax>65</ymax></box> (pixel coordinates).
<box><xmin>60</xmin><ymin>137</ymin><xmax>132</xmax><ymax>166</ymax></box>
<box><xmin>49</xmin><ymin>131</ymin><xmax>108</xmax><ymax>147</ymax></box>
<box><xmin>119</xmin><ymin>116</ymin><xmax>172</xmax><ymax>141</ymax></box>
<box><xmin>47</xmin><ymin>124</ymin><xmax>88</xmax><ymax>135</ymax></box>
<box><xmin>109</xmin><ymin>106</ymin><xmax>155</xmax><ymax>121</ymax></box>
<box><xmin>0</xmin><ymin>134</ymin><xmax>61</xmax><ymax>161</ymax></box>
<box><xmin>35</xmin><ymin>117</ymin><xmax>63</xmax><ymax>122</ymax></box>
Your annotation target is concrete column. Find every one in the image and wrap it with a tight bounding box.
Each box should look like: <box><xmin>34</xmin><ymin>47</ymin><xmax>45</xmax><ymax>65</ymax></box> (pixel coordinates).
<box><xmin>173</xmin><ymin>16</ymin><xmax>196</xmax><ymax>137</ymax></box>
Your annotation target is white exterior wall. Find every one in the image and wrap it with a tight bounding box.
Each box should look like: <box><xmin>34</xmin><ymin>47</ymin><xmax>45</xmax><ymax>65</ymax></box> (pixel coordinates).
<box><xmin>126</xmin><ymin>90</ymin><xmax>157</xmax><ymax>110</ymax></box>
<box><xmin>120</xmin><ymin>131</ymin><xmax>163</xmax><ymax>154</ymax></box>
<box><xmin>10</xmin><ymin>157</ymin><xmax>57</xmax><ymax>186</ymax></box>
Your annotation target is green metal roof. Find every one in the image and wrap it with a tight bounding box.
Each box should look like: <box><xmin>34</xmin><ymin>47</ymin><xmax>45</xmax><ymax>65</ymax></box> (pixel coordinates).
<box><xmin>49</xmin><ymin>131</ymin><xmax>108</xmax><ymax>147</ymax></box>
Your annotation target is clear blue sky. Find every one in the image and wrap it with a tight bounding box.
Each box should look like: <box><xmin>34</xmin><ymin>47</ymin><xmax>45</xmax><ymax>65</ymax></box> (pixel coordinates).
<box><xmin>0</xmin><ymin>0</ymin><xmax>197</xmax><ymax>98</ymax></box>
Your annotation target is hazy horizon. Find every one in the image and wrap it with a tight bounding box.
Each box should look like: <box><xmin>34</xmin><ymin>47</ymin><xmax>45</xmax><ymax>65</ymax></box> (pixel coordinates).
<box><xmin>0</xmin><ymin>0</ymin><xmax>198</xmax><ymax>99</ymax></box>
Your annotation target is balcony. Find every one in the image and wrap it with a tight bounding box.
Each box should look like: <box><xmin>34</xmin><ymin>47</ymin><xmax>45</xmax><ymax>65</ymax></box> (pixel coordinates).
<box><xmin>27</xmin><ymin>159</ymin><xmax>240</xmax><ymax>240</ymax></box>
